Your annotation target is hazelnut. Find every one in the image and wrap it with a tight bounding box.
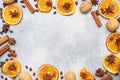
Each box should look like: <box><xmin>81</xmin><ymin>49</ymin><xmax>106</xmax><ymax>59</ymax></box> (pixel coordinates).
<box><xmin>2</xmin><ymin>0</ymin><xmax>15</xmax><ymax>4</ymax></box>
<box><xmin>107</xmin><ymin>19</ymin><xmax>119</xmax><ymax>32</ymax></box>
<box><xmin>65</xmin><ymin>71</ymin><xmax>76</xmax><ymax>80</ymax></box>
<box><xmin>19</xmin><ymin>71</ymin><xmax>32</xmax><ymax>80</ymax></box>
<box><xmin>80</xmin><ymin>1</ymin><xmax>92</xmax><ymax>13</ymax></box>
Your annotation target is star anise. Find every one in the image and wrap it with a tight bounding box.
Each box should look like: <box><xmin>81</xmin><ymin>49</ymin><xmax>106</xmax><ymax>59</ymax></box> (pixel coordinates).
<box><xmin>91</xmin><ymin>0</ymin><xmax>99</xmax><ymax>6</ymax></box>
<box><xmin>43</xmin><ymin>72</ymin><xmax>56</xmax><ymax>80</ymax></box>
<box><xmin>80</xmin><ymin>72</ymin><xmax>87</xmax><ymax>79</ymax></box>
<box><xmin>46</xmin><ymin>0</ymin><xmax>52</xmax><ymax>7</ymax></box>
<box><xmin>115</xmin><ymin>37</ymin><xmax>120</xmax><ymax>51</ymax></box>
<box><xmin>62</xmin><ymin>2</ymin><xmax>71</xmax><ymax>10</ymax></box>
<box><xmin>95</xmin><ymin>68</ymin><xmax>105</xmax><ymax>77</ymax></box>
<box><xmin>9</xmin><ymin>10</ymin><xmax>18</xmax><ymax>18</ymax></box>
<box><xmin>8</xmin><ymin>63</ymin><xmax>17</xmax><ymax>71</ymax></box>
<box><xmin>105</xmin><ymin>4</ymin><xmax>114</xmax><ymax>14</ymax></box>
<box><xmin>105</xmin><ymin>54</ymin><xmax>115</xmax><ymax>65</ymax></box>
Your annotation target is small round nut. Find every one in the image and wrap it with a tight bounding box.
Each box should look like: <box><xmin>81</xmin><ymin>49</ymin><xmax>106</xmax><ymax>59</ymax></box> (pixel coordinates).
<box><xmin>19</xmin><ymin>71</ymin><xmax>32</xmax><ymax>80</ymax></box>
<box><xmin>80</xmin><ymin>1</ymin><xmax>92</xmax><ymax>13</ymax></box>
<box><xmin>107</xmin><ymin>19</ymin><xmax>119</xmax><ymax>32</ymax></box>
<box><xmin>65</xmin><ymin>71</ymin><xmax>76</xmax><ymax>80</ymax></box>
<box><xmin>2</xmin><ymin>0</ymin><xmax>15</xmax><ymax>4</ymax></box>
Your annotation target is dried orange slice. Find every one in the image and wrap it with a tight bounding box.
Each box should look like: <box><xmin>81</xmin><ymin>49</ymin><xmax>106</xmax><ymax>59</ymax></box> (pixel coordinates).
<box><xmin>2</xmin><ymin>60</ymin><xmax>21</xmax><ymax>78</ymax></box>
<box><xmin>106</xmin><ymin>32</ymin><xmax>120</xmax><ymax>53</ymax></box>
<box><xmin>3</xmin><ymin>4</ymin><xmax>23</xmax><ymax>25</ymax></box>
<box><xmin>103</xmin><ymin>54</ymin><xmax>120</xmax><ymax>74</ymax></box>
<box><xmin>37</xmin><ymin>64</ymin><xmax>59</xmax><ymax>80</ymax></box>
<box><xmin>98</xmin><ymin>0</ymin><xmax>120</xmax><ymax>19</ymax></box>
<box><xmin>79</xmin><ymin>67</ymin><xmax>95</xmax><ymax>80</ymax></box>
<box><xmin>37</xmin><ymin>0</ymin><xmax>52</xmax><ymax>12</ymax></box>
<box><xmin>56</xmin><ymin>0</ymin><xmax>76</xmax><ymax>16</ymax></box>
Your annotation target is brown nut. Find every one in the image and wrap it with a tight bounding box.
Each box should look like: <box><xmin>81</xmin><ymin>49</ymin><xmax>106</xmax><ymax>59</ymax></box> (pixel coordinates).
<box><xmin>19</xmin><ymin>71</ymin><xmax>32</xmax><ymax>80</ymax></box>
<box><xmin>80</xmin><ymin>1</ymin><xmax>92</xmax><ymax>13</ymax></box>
<box><xmin>65</xmin><ymin>71</ymin><xmax>76</xmax><ymax>80</ymax></box>
<box><xmin>2</xmin><ymin>0</ymin><xmax>15</xmax><ymax>4</ymax></box>
<box><xmin>107</xmin><ymin>19</ymin><xmax>119</xmax><ymax>32</ymax></box>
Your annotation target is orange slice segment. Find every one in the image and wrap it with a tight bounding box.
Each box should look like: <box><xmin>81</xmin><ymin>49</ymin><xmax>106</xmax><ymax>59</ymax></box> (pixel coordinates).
<box><xmin>37</xmin><ymin>0</ymin><xmax>52</xmax><ymax>12</ymax></box>
<box><xmin>37</xmin><ymin>64</ymin><xmax>59</xmax><ymax>80</ymax></box>
<box><xmin>2</xmin><ymin>60</ymin><xmax>21</xmax><ymax>78</ymax></box>
<box><xmin>56</xmin><ymin>0</ymin><xmax>76</xmax><ymax>16</ymax></box>
<box><xmin>79</xmin><ymin>67</ymin><xmax>95</xmax><ymax>80</ymax></box>
<box><xmin>103</xmin><ymin>54</ymin><xmax>120</xmax><ymax>74</ymax></box>
<box><xmin>3</xmin><ymin>4</ymin><xmax>23</xmax><ymax>25</ymax></box>
<box><xmin>106</xmin><ymin>32</ymin><xmax>120</xmax><ymax>53</ymax></box>
<box><xmin>98</xmin><ymin>0</ymin><xmax>120</xmax><ymax>19</ymax></box>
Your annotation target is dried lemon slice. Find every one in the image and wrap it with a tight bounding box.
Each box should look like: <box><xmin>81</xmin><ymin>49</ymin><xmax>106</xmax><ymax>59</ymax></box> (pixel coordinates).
<box><xmin>37</xmin><ymin>0</ymin><xmax>52</xmax><ymax>12</ymax></box>
<box><xmin>37</xmin><ymin>64</ymin><xmax>59</xmax><ymax>80</ymax></box>
<box><xmin>98</xmin><ymin>0</ymin><xmax>120</xmax><ymax>19</ymax></box>
<box><xmin>3</xmin><ymin>4</ymin><xmax>23</xmax><ymax>25</ymax></box>
<box><xmin>79</xmin><ymin>67</ymin><xmax>95</xmax><ymax>80</ymax></box>
<box><xmin>103</xmin><ymin>54</ymin><xmax>120</xmax><ymax>74</ymax></box>
<box><xmin>2</xmin><ymin>60</ymin><xmax>21</xmax><ymax>78</ymax></box>
<box><xmin>56</xmin><ymin>0</ymin><xmax>76</xmax><ymax>16</ymax></box>
<box><xmin>106</xmin><ymin>32</ymin><xmax>120</xmax><ymax>53</ymax></box>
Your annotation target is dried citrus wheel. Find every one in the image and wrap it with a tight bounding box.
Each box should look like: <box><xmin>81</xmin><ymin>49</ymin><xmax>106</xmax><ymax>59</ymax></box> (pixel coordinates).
<box><xmin>106</xmin><ymin>32</ymin><xmax>120</xmax><ymax>53</ymax></box>
<box><xmin>98</xmin><ymin>0</ymin><xmax>120</xmax><ymax>19</ymax></box>
<box><xmin>79</xmin><ymin>67</ymin><xmax>95</xmax><ymax>80</ymax></box>
<box><xmin>37</xmin><ymin>64</ymin><xmax>59</xmax><ymax>80</ymax></box>
<box><xmin>103</xmin><ymin>54</ymin><xmax>120</xmax><ymax>74</ymax></box>
<box><xmin>2</xmin><ymin>60</ymin><xmax>21</xmax><ymax>78</ymax></box>
<box><xmin>56</xmin><ymin>0</ymin><xmax>76</xmax><ymax>16</ymax></box>
<box><xmin>37</xmin><ymin>0</ymin><xmax>52</xmax><ymax>12</ymax></box>
<box><xmin>2</xmin><ymin>4</ymin><xmax>23</xmax><ymax>25</ymax></box>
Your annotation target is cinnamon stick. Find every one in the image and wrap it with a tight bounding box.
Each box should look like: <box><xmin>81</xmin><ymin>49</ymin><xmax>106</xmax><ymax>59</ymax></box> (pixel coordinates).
<box><xmin>91</xmin><ymin>11</ymin><xmax>102</xmax><ymax>27</ymax></box>
<box><xmin>0</xmin><ymin>35</ymin><xmax>9</xmax><ymax>45</ymax></box>
<box><xmin>101</xmin><ymin>75</ymin><xmax>113</xmax><ymax>80</ymax></box>
<box><xmin>23</xmin><ymin>0</ymin><xmax>35</xmax><ymax>13</ymax></box>
<box><xmin>0</xmin><ymin>44</ymin><xmax>10</xmax><ymax>56</ymax></box>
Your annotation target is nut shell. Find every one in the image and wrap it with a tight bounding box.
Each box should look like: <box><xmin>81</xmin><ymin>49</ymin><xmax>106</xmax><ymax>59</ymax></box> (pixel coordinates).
<box><xmin>65</xmin><ymin>71</ymin><xmax>76</xmax><ymax>80</ymax></box>
<box><xmin>19</xmin><ymin>71</ymin><xmax>32</xmax><ymax>80</ymax></box>
<box><xmin>107</xmin><ymin>19</ymin><xmax>119</xmax><ymax>32</ymax></box>
<box><xmin>2</xmin><ymin>0</ymin><xmax>15</xmax><ymax>4</ymax></box>
<box><xmin>80</xmin><ymin>1</ymin><xmax>92</xmax><ymax>13</ymax></box>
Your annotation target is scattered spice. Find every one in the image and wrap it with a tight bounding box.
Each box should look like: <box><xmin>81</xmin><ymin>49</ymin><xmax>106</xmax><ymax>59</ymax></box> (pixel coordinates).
<box><xmin>34</xmin><ymin>0</ymin><xmax>37</xmax><ymax>2</ymax></box>
<box><xmin>53</xmin><ymin>6</ymin><xmax>56</xmax><ymax>9</ymax></box>
<box><xmin>10</xmin><ymin>58</ymin><xmax>14</xmax><ymax>60</ymax></box>
<box><xmin>35</xmin><ymin>4</ymin><xmax>38</xmax><ymax>8</ymax></box>
<box><xmin>95</xmin><ymin>68</ymin><xmax>105</xmax><ymax>77</ymax></box>
<box><xmin>53</xmin><ymin>11</ymin><xmax>57</xmax><ymax>15</ymax></box>
<box><xmin>5</xmin><ymin>77</ymin><xmax>8</xmax><ymax>80</ymax></box>
<box><xmin>29</xmin><ymin>67</ymin><xmax>32</xmax><ymax>71</ymax></box>
<box><xmin>5</xmin><ymin>58</ymin><xmax>9</xmax><ymax>61</ymax></box>
<box><xmin>60</xmin><ymin>71</ymin><xmax>63</xmax><ymax>75</ymax></box>
<box><xmin>8</xmin><ymin>63</ymin><xmax>17</xmax><ymax>71</ymax></box>
<box><xmin>80</xmin><ymin>72</ymin><xmax>87</xmax><ymax>79</ymax></box>
<box><xmin>22</xmin><ymin>5</ymin><xmax>26</xmax><ymax>8</ymax></box>
<box><xmin>75</xmin><ymin>1</ymin><xmax>78</xmax><ymax>6</ymax></box>
<box><xmin>62</xmin><ymin>2</ymin><xmax>71</xmax><ymax>10</ymax></box>
<box><xmin>91</xmin><ymin>0</ymin><xmax>99</xmax><ymax>6</ymax></box>
<box><xmin>96</xmin><ymin>10</ymin><xmax>100</xmax><ymax>15</ymax></box>
<box><xmin>2</xmin><ymin>24</ymin><xmax>10</xmax><ymax>33</ymax></box>
<box><xmin>101</xmin><ymin>74</ymin><xmax>113</xmax><ymax>80</ymax></box>
<box><xmin>9</xmin><ymin>10</ymin><xmax>18</xmax><ymax>18</ymax></box>
<box><xmin>20</xmin><ymin>0</ymin><xmax>24</xmax><ymax>3</ymax></box>
<box><xmin>105</xmin><ymin>54</ymin><xmax>115</xmax><ymax>65</ymax></box>
<box><xmin>35</xmin><ymin>9</ymin><xmax>39</xmax><ymax>12</ymax></box>
<box><xmin>115</xmin><ymin>37</ymin><xmax>120</xmax><ymax>51</ymax></box>
<box><xmin>8</xmin><ymin>37</ymin><xmax>16</xmax><ymax>45</ymax></box>
<box><xmin>25</xmin><ymin>65</ymin><xmax>28</xmax><ymax>69</ymax></box>
<box><xmin>1</xmin><ymin>75</ymin><xmax>4</xmax><ymax>79</ymax></box>
<box><xmin>33</xmin><ymin>72</ymin><xmax>36</xmax><ymax>76</ymax></box>
<box><xmin>35</xmin><ymin>78</ymin><xmax>38</xmax><ymax>80</ymax></box>
<box><xmin>7</xmin><ymin>53</ymin><xmax>11</xmax><ymax>57</ymax></box>
<box><xmin>117</xmin><ymin>17</ymin><xmax>120</xmax><ymax>23</ymax></box>
<box><xmin>9</xmin><ymin>30</ymin><xmax>13</xmax><ymax>33</ymax></box>
<box><xmin>61</xmin><ymin>76</ymin><xmax>64</xmax><ymax>79</ymax></box>
<box><xmin>9</xmin><ymin>50</ymin><xmax>17</xmax><ymax>57</ymax></box>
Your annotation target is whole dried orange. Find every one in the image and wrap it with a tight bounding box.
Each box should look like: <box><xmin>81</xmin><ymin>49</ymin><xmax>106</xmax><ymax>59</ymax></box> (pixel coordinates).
<box><xmin>103</xmin><ymin>54</ymin><xmax>120</xmax><ymax>74</ymax></box>
<box><xmin>56</xmin><ymin>0</ymin><xmax>76</xmax><ymax>16</ymax></box>
<box><xmin>2</xmin><ymin>60</ymin><xmax>21</xmax><ymax>78</ymax></box>
<box><xmin>37</xmin><ymin>0</ymin><xmax>52</xmax><ymax>12</ymax></box>
<box><xmin>37</xmin><ymin>64</ymin><xmax>59</xmax><ymax>80</ymax></box>
<box><xmin>79</xmin><ymin>67</ymin><xmax>95</xmax><ymax>80</ymax></box>
<box><xmin>98</xmin><ymin>0</ymin><xmax>120</xmax><ymax>19</ymax></box>
<box><xmin>3</xmin><ymin>4</ymin><xmax>23</xmax><ymax>25</ymax></box>
<box><xmin>106</xmin><ymin>32</ymin><xmax>120</xmax><ymax>53</ymax></box>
